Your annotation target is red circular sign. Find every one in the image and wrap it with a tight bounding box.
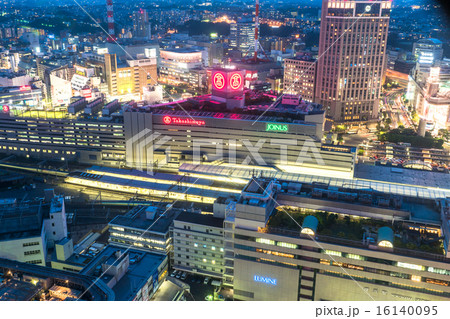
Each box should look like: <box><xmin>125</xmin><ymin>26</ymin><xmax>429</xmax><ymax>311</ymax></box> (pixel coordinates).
<box><xmin>163</xmin><ymin>116</ymin><xmax>172</xmax><ymax>124</ymax></box>
<box><xmin>229</xmin><ymin>73</ymin><xmax>242</xmax><ymax>90</ymax></box>
<box><xmin>213</xmin><ymin>72</ymin><xmax>225</xmax><ymax>90</ymax></box>
<box><xmin>2</xmin><ymin>105</ymin><xmax>9</xmax><ymax>113</ymax></box>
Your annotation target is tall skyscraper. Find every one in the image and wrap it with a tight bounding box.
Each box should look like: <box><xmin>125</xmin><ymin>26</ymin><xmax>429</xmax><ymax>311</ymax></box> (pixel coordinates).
<box><xmin>315</xmin><ymin>0</ymin><xmax>392</xmax><ymax>123</ymax></box>
<box><xmin>230</xmin><ymin>18</ymin><xmax>256</xmax><ymax>54</ymax></box>
<box><xmin>132</xmin><ymin>9</ymin><xmax>150</xmax><ymax>40</ymax></box>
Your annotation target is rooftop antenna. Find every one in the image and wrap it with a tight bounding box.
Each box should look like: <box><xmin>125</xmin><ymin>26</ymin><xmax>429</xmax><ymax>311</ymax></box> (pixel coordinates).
<box><xmin>106</xmin><ymin>0</ymin><xmax>116</xmax><ymax>43</ymax></box>
<box><xmin>253</xmin><ymin>0</ymin><xmax>260</xmax><ymax>61</ymax></box>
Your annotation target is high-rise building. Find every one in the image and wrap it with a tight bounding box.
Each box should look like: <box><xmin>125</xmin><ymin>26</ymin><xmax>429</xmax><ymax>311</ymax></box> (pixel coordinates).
<box><xmin>104</xmin><ymin>53</ymin><xmax>157</xmax><ymax>99</ymax></box>
<box><xmin>412</xmin><ymin>38</ymin><xmax>443</xmax><ymax>67</ymax></box>
<box><xmin>316</xmin><ymin>0</ymin><xmax>392</xmax><ymax>123</ymax></box>
<box><xmin>132</xmin><ymin>9</ymin><xmax>151</xmax><ymax>40</ymax></box>
<box><xmin>230</xmin><ymin>18</ymin><xmax>256</xmax><ymax>54</ymax></box>
<box><xmin>283</xmin><ymin>55</ymin><xmax>317</xmax><ymax>102</ymax></box>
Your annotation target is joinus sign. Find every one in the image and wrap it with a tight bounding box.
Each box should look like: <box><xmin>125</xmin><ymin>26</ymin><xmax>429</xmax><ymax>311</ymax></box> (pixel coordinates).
<box><xmin>254</xmin><ymin>275</ymin><xmax>277</xmax><ymax>285</ymax></box>
<box><xmin>266</xmin><ymin>123</ymin><xmax>288</xmax><ymax>132</ymax></box>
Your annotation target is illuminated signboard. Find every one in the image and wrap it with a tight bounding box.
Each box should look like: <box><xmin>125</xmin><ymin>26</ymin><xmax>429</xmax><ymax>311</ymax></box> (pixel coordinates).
<box><xmin>2</xmin><ymin>105</ymin><xmax>9</xmax><ymax>113</ymax></box>
<box><xmin>266</xmin><ymin>123</ymin><xmax>288</xmax><ymax>132</ymax></box>
<box><xmin>81</xmin><ymin>89</ymin><xmax>92</xmax><ymax>98</ymax></box>
<box><xmin>213</xmin><ymin>72</ymin><xmax>225</xmax><ymax>90</ymax></box>
<box><xmin>254</xmin><ymin>275</ymin><xmax>277</xmax><ymax>285</ymax></box>
<box><xmin>163</xmin><ymin>115</ymin><xmax>206</xmax><ymax>126</ymax></box>
<box><xmin>19</xmin><ymin>85</ymin><xmax>31</xmax><ymax>92</ymax></box>
<box><xmin>229</xmin><ymin>73</ymin><xmax>243</xmax><ymax>90</ymax></box>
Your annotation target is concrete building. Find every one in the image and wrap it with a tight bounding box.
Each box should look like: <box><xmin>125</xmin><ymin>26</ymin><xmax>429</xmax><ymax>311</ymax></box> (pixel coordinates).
<box><xmin>109</xmin><ymin>205</ymin><xmax>181</xmax><ymax>256</ymax></box>
<box><xmin>0</xmin><ymin>71</ymin><xmax>33</xmax><ymax>87</ymax></box>
<box><xmin>0</xmin><ymin>257</ymin><xmax>114</xmax><ymax>301</ymax></box>
<box><xmin>132</xmin><ymin>9</ymin><xmax>151</xmax><ymax>40</ymax></box>
<box><xmin>316</xmin><ymin>0</ymin><xmax>391</xmax><ymax>123</ymax></box>
<box><xmin>0</xmin><ymin>112</ymin><xmax>126</xmax><ymax>166</ymax></box>
<box><xmin>173</xmin><ymin>211</ymin><xmax>225</xmax><ymax>278</ymax></box>
<box><xmin>0</xmin><ymin>195</ymin><xmax>67</xmax><ymax>266</ymax></box>
<box><xmin>229</xmin><ymin>177</ymin><xmax>450</xmax><ymax>301</ymax></box>
<box><xmin>158</xmin><ymin>48</ymin><xmax>205</xmax><ymax>89</ymax></box>
<box><xmin>283</xmin><ymin>55</ymin><xmax>317</xmax><ymax>102</ymax></box>
<box><xmin>81</xmin><ymin>245</ymin><xmax>168</xmax><ymax>301</ymax></box>
<box><xmin>408</xmin><ymin>66</ymin><xmax>450</xmax><ymax>130</ymax></box>
<box><xmin>105</xmin><ymin>53</ymin><xmax>157</xmax><ymax>100</ymax></box>
<box><xmin>123</xmin><ymin>94</ymin><xmax>356</xmax><ymax>178</ymax></box>
<box><xmin>0</xmin><ymin>85</ymin><xmax>42</xmax><ymax>110</ymax></box>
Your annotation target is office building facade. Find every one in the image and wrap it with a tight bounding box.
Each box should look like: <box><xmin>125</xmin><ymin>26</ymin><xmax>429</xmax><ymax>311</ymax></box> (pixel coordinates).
<box><xmin>316</xmin><ymin>0</ymin><xmax>391</xmax><ymax>123</ymax></box>
<box><xmin>173</xmin><ymin>212</ymin><xmax>225</xmax><ymax>278</ymax></box>
<box><xmin>230</xmin><ymin>19</ymin><xmax>256</xmax><ymax>54</ymax></box>
<box><xmin>412</xmin><ymin>39</ymin><xmax>443</xmax><ymax>67</ymax></box>
<box><xmin>132</xmin><ymin>9</ymin><xmax>151</xmax><ymax>40</ymax></box>
<box><xmin>224</xmin><ymin>178</ymin><xmax>450</xmax><ymax>301</ymax></box>
<box><xmin>105</xmin><ymin>53</ymin><xmax>157</xmax><ymax>100</ymax></box>
<box><xmin>283</xmin><ymin>55</ymin><xmax>317</xmax><ymax>102</ymax></box>
<box><xmin>158</xmin><ymin>48</ymin><xmax>204</xmax><ymax>89</ymax></box>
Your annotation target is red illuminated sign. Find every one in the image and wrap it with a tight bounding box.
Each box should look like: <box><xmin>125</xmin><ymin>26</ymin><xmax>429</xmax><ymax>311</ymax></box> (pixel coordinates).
<box><xmin>2</xmin><ymin>105</ymin><xmax>9</xmax><ymax>113</ymax></box>
<box><xmin>19</xmin><ymin>85</ymin><xmax>31</xmax><ymax>92</ymax></box>
<box><xmin>229</xmin><ymin>73</ymin><xmax>243</xmax><ymax>90</ymax></box>
<box><xmin>163</xmin><ymin>116</ymin><xmax>205</xmax><ymax>126</ymax></box>
<box><xmin>81</xmin><ymin>89</ymin><xmax>92</xmax><ymax>98</ymax></box>
<box><xmin>213</xmin><ymin>72</ymin><xmax>225</xmax><ymax>90</ymax></box>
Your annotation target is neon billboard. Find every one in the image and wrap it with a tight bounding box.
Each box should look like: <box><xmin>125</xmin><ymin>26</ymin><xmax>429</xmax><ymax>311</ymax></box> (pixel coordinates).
<box><xmin>213</xmin><ymin>72</ymin><xmax>226</xmax><ymax>90</ymax></box>
<box><xmin>229</xmin><ymin>73</ymin><xmax>243</xmax><ymax>90</ymax></box>
<box><xmin>163</xmin><ymin>115</ymin><xmax>206</xmax><ymax>126</ymax></box>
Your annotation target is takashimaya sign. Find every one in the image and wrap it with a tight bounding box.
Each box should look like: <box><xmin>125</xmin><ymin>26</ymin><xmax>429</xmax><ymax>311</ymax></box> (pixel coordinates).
<box><xmin>266</xmin><ymin>123</ymin><xmax>288</xmax><ymax>132</ymax></box>
<box><xmin>254</xmin><ymin>275</ymin><xmax>277</xmax><ymax>285</ymax></box>
<box><xmin>162</xmin><ymin>115</ymin><xmax>206</xmax><ymax>126</ymax></box>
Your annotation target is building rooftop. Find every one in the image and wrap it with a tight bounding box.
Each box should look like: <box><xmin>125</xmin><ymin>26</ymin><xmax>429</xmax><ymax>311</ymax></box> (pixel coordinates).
<box><xmin>179</xmin><ymin>163</ymin><xmax>450</xmax><ymax>200</ymax></box>
<box><xmin>354</xmin><ymin>163</ymin><xmax>450</xmax><ymax>191</ymax></box>
<box><xmin>81</xmin><ymin>245</ymin><xmax>166</xmax><ymax>301</ymax></box>
<box><xmin>0</xmin><ymin>202</ymin><xmax>46</xmax><ymax>241</ymax></box>
<box><xmin>160</xmin><ymin>47</ymin><xmax>202</xmax><ymax>54</ymax></box>
<box><xmin>175</xmin><ymin>211</ymin><xmax>224</xmax><ymax>228</ymax></box>
<box><xmin>128</xmin><ymin>93</ymin><xmax>323</xmax><ymax>124</ymax></box>
<box><xmin>109</xmin><ymin>205</ymin><xmax>180</xmax><ymax>234</ymax></box>
<box><xmin>0</xmin><ymin>279</ymin><xmax>42</xmax><ymax>301</ymax></box>
<box><xmin>266</xmin><ymin>206</ymin><xmax>445</xmax><ymax>258</ymax></box>
<box><xmin>0</xmin><ymin>257</ymin><xmax>114</xmax><ymax>300</ymax></box>
<box><xmin>416</xmin><ymin>38</ymin><xmax>443</xmax><ymax>45</ymax></box>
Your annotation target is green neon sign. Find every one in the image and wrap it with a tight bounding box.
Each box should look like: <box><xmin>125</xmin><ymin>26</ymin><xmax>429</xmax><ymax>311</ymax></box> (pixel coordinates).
<box><xmin>266</xmin><ymin>123</ymin><xmax>288</xmax><ymax>132</ymax></box>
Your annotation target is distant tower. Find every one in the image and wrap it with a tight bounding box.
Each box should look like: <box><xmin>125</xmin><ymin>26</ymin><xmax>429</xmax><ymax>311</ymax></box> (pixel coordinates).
<box><xmin>106</xmin><ymin>0</ymin><xmax>116</xmax><ymax>42</ymax></box>
<box><xmin>253</xmin><ymin>0</ymin><xmax>260</xmax><ymax>60</ymax></box>
<box><xmin>133</xmin><ymin>9</ymin><xmax>151</xmax><ymax>40</ymax></box>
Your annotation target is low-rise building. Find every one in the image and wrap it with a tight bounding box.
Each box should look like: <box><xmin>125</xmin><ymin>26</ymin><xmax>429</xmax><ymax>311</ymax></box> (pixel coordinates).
<box><xmin>0</xmin><ymin>194</ymin><xmax>67</xmax><ymax>266</ymax></box>
<box><xmin>81</xmin><ymin>245</ymin><xmax>168</xmax><ymax>301</ymax></box>
<box><xmin>108</xmin><ymin>205</ymin><xmax>181</xmax><ymax>256</ymax></box>
<box><xmin>173</xmin><ymin>212</ymin><xmax>225</xmax><ymax>279</ymax></box>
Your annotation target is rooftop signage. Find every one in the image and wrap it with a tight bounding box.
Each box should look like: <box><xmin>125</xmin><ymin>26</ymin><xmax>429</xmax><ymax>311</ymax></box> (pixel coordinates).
<box><xmin>213</xmin><ymin>72</ymin><xmax>226</xmax><ymax>90</ymax></box>
<box><xmin>229</xmin><ymin>73</ymin><xmax>243</xmax><ymax>90</ymax></box>
<box><xmin>162</xmin><ymin>115</ymin><xmax>206</xmax><ymax>126</ymax></box>
<box><xmin>19</xmin><ymin>85</ymin><xmax>31</xmax><ymax>92</ymax></box>
<box><xmin>266</xmin><ymin>123</ymin><xmax>288</xmax><ymax>132</ymax></box>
